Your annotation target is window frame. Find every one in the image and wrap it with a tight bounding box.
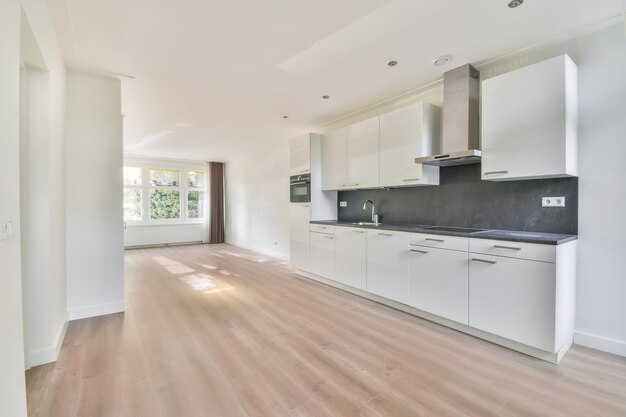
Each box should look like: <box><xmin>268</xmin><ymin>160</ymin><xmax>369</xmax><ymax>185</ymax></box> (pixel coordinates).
<box><xmin>123</xmin><ymin>158</ymin><xmax>206</xmax><ymax>226</ymax></box>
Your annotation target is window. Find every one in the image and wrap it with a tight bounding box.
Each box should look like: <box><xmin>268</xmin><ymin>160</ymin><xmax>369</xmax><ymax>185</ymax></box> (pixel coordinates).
<box><xmin>123</xmin><ymin>188</ymin><xmax>142</xmax><ymax>220</ymax></box>
<box><xmin>124</xmin><ymin>166</ymin><xmax>142</xmax><ymax>221</ymax></box>
<box><xmin>188</xmin><ymin>171</ymin><xmax>204</xmax><ymax>188</ymax></box>
<box><xmin>188</xmin><ymin>190</ymin><xmax>204</xmax><ymax>219</ymax></box>
<box><xmin>150</xmin><ymin>169</ymin><xmax>179</xmax><ymax>187</ymax></box>
<box><xmin>123</xmin><ymin>161</ymin><xmax>205</xmax><ymax>224</ymax></box>
<box><xmin>123</xmin><ymin>167</ymin><xmax>142</xmax><ymax>186</ymax></box>
<box><xmin>150</xmin><ymin>189</ymin><xmax>181</xmax><ymax>219</ymax></box>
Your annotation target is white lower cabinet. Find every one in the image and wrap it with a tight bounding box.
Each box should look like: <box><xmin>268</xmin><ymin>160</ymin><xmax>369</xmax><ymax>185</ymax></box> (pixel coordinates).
<box><xmin>366</xmin><ymin>230</ymin><xmax>409</xmax><ymax>304</ymax></box>
<box><xmin>409</xmin><ymin>245</ymin><xmax>469</xmax><ymax>325</ymax></box>
<box><xmin>334</xmin><ymin>227</ymin><xmax>367</xmax><ymax>290</ymax></box>
<box><xmin>309</xmin><ymin>231</ymin><xmax>334</xmax><ymax>280</ymax></box>
<box><xmin>289</xmin><ymin>204</ymin><xmax>310</xmax><ymax>272</ymax></box>
<box><xmin>469</xmin><ymin>254</ymin><xmax>556</xmax><ymax>352</ymax></box>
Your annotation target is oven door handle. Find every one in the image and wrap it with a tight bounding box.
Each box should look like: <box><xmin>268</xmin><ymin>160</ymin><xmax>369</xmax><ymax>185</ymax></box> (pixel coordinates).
<box><xmin>290</xmin><ymin>181</ymin><xmax>309</xmax><ymax>185</ymax></box>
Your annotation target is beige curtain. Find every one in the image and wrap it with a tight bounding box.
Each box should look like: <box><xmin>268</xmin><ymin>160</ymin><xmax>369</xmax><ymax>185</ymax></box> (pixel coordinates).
<box><xmin>205</xmin><ymin>162</ymin><xmax>225</xmax><ymax>244</ymax></box>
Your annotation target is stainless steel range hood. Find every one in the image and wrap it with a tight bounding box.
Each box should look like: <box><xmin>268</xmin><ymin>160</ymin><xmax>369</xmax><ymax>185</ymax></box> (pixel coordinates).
<box><xmin>415</xmin><ymin>64</ymin><xmax>481</xmax><ymax>166</ymax></box>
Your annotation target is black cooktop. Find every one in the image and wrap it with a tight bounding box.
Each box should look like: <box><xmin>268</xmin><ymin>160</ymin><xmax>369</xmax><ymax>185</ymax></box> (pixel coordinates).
<box><xmin>425</xmin><ymin>226</ymin><xmax>487</xmax><ymax>233</ymax></box>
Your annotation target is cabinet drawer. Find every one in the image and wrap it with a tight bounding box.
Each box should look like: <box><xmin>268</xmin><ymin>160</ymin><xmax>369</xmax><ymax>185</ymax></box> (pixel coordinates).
<box><xmin>310</xmin><ymin>224</ymin><xmax>335</xmax><ymax>234</ymax></box>
<box><xmin>469</xmin><ymin>238</ymin><xmax>555</xmax><ymax>263</ymax></box>
<box><xmin>410</xmin><ymin>233</ymin><xmax>468</xmax><ymax>252</ymax></box>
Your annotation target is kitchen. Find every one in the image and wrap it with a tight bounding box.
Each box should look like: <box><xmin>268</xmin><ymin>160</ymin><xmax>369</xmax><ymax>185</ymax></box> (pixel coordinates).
<box><xmin>289</xmin><ymin>56</ymin><xmax>579</xmax><ymax>363</ymax></box>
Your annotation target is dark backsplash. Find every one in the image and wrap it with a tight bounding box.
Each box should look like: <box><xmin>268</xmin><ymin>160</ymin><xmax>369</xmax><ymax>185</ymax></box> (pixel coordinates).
<box><xmin>338</xmin><ymin>164</ymin><xmax>578</xmax><ymax>234</ymax></box>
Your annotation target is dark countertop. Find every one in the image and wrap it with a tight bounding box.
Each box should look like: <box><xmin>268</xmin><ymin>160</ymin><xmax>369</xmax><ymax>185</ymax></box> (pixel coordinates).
<box><xmin>310</xmin><ymin>220</ymin><xmax>577</xmax><ymax>245</ymax></box>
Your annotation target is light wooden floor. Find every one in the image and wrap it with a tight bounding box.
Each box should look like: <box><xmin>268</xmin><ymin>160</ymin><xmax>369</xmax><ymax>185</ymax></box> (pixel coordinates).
<box><xmin>26</xmin><ymin>244</ymin><xmax>626</xmax><ymax>417</ymax></box>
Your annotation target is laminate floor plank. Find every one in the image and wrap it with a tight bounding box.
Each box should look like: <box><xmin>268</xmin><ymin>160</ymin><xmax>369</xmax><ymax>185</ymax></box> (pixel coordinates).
<box><xmin>26</xmin><ymin>243</ymin><xmax>626</xmax><ymax>417</ymax></box>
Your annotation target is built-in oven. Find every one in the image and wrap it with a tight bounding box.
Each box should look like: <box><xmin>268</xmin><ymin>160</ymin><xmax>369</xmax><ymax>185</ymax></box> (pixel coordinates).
<box><xmin>290</xmin><ymin>173</ymin><xmax>311</xmax><ymax>203</ymax></box>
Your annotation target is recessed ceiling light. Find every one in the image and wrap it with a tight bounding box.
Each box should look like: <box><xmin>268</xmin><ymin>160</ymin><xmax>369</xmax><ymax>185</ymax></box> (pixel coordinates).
<box><xmin>433</xmin><ymin>55</ymin><xmax>452</xmax><ymax>66</ymax></box>
<box><xmin>508</xmin><ymin>0</ymin><xmax>523</xmax><ymax>8</ymax></box>
<box><xmin>282</xmin><ymin>115</ymin><xmax>289</xmax><ymax>119</ymax></box>
<box><xmin>322</xmin><ymin>95</ymin><xmax>330</xmax><ymax>99</ymax></box>
<box><xmin>387</xmin><ymin>60</ymin><xmax>398</xmax><ymax>67</ymax></box>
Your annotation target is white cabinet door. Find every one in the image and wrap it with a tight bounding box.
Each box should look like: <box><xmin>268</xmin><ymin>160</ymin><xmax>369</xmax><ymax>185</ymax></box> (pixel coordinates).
<box><xmin>409</xmin><ymin>246</ymin><xmax>469</xmax><ymax>325</ymax></box>
<box><xmin>366</xmin><ymin>229</ymin><xmax>409</xmax><ymax>304</ymax></box>
<box><xmin>481</xmin><ymin>55</ymin><xmax>577</xmax><ymax>181</ymax></box>
<box><xmin>379</xmin><ymin>102</ymin><xmax>442</xmax><ymax>187</ymax></box>
<box><xmin>309</xmin><ymin>231</ymin><xmax>334</xmax><ymax>280</ymax></box>
<box><xmin>321</xmin><ymin>127</ymin><xmax>347</xmax><ymax>190</ymax></box>
<box><xmin>469</xmin><ymin>254</ymin><xmax>556</xmax><ymax>351</ymax></box>
<box><xmin>289</xmin><ymin>203</ymin><xmax>310</xmax><ymax>272</ymax></box>
<box><xmin>334</xmin><ymin>227</ymin><xmax>367</xmax><ymax>290</ymax></box>
<box><xmin>289</xmin><ymin>134</ymin><xmax>310</xmax><ymax>176</ymax></box>
<box><xmin>347</xmin><ymin>116</ymin><xmax>379</xmax><ymax>188</ymax></box>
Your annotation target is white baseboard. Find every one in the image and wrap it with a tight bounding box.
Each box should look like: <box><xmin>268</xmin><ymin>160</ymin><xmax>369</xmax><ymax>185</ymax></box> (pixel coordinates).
<box><xmin>68</xmin><ymin>300</ymin><xmax>125</xmax><ymax>321</ymax></box>
<box><xmin>574</xmin><ymin>331</ymin><xmax>626</xmax><ymax>357</ymax></box>
<box><xmin>29</xmin><ymin>320</ymin><xmax>68</xmax><ymax>367</ymax></box>
<box><xmin>225</xmin><ymin>240</ymin><xmax>289</xmax><ymax>261</ymax></box>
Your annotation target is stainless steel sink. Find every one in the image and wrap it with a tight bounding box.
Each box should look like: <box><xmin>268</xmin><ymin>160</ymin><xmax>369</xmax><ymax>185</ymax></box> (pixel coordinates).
<box><xmin>352</xmin><ymin>222</ymin><xmax>382</xmax><ymax>226</ymax></box>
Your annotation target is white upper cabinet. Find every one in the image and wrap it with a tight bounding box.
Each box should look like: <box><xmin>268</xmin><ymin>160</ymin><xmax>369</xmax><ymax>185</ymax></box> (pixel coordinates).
<box><xmin>321</xmin><ymin>127</ymin><xmax>348</xmax><ymax>190</ymax></box>
<box><xmin>289</xmin><ymin>134</ymin><xmax>311</xmax><ymax>175</ymax></box>
<box><xmin>346</xmin><ymin>116</ymin><xmax>380</xmax><ymax>189</ymax></box>
<box><xmin>481</xmin><ymin>55</ymin><xmax>578</xmax><ymax>181</ymax></box>
<box><xmin>379</xmin><ymin>102</ymin><xmax>441</xmax><ymax>187</ymax></box>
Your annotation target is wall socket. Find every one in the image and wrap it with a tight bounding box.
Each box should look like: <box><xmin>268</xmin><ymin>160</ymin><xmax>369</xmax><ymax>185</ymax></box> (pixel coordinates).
<box><xmin>542</xmin><ymin>197</ymin><xmax>565</xmax><ymax>207</ymax></box>
<box><xmin>272</xmin><ymin>240</ymin><xmax>278</xmax><ymax>246</ymax></box>
<box><xmin>339</xmin><ymin>201</ymin><xmax>347</xmax><ymax>207</ymax></box>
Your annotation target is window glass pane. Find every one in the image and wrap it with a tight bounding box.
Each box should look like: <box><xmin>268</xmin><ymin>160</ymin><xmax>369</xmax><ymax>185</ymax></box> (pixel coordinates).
<box><xmin>123</xmin><ymin>167</ymin><xmax>142</xmax><ymax>186</ymax></box>
<box><xmin>123</xmin><ymin>189</ymin><xmax>142</xmax><ymax>220</ymax></box>
<box><xmin>188</xmin><ymin>191</ymin><xmax>205</xmax><ymax>219</ymax></box>
<box><xmin>151</xmin><ymin>189</ymin><xmax>180</xmax><ymax>219</ymax></box>
<box><xmin>188</xmin><ymin>171</ymin><xmax>205</xmax><ymax>188</ymax></box>
<box><xmin>150</xmin><ymin>169</ymin><xmax>180</xmax><ymax>187</ymax></box>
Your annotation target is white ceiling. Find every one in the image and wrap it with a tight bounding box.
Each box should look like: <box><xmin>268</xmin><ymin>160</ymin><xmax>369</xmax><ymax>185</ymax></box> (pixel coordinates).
<box><xmin>48</xmin><ymin>0</ymin><xmax>623</xmax><ymax>162</ymax></box>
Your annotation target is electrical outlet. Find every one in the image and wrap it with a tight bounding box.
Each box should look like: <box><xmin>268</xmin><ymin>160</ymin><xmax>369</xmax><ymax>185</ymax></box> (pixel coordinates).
<box><xmin>542</xmin><ymin>197</ymin><xmax>565</xmax><ymax>207</ymax></box>
<box><xmin>272</xmin><ymin>240</ymin><xmax>278</xmax><ymax>246</ymax></box>
<box><xmin>339</xmin><ymin>201</ymin><xmax>347</xmax><ymax>207</ymax></box>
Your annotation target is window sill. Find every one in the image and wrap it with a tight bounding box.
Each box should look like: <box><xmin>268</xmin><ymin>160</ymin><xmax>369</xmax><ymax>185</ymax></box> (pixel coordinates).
<box><xmin>126</xmin><ymin>222</ymin><xmax>205</xmax><ymax>228</ymax></box>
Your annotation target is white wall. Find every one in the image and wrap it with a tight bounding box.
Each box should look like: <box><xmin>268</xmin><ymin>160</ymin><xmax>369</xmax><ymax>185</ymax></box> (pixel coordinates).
<box><xmin>65</xmin><ymin>71</ymin><xmax>125</xmax><ymax>320</ymax></box>
<box><xmin>224</xmin><ymin>23</ymin><xmax>626</xmax><ymax>356</ymax></box>
<box><xmin>225</xmin><ymin>141</ymin><xmax>291</xmax><ymax>259</ymax></box>
<box><xmin>19</xmin><ymin>0</ymin><xmax>68</xmax><ymax>368</ymax></box>
<box><xmin>0</xmin><ymin>0</ymin><xmax>28</xmax><ymax>415</ymax></box>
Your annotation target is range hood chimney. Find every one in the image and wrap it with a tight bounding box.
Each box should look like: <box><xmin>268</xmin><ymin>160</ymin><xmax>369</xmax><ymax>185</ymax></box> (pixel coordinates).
<box><xmin>415</xmin><ymin>64</ymin><xmax>481</xmax><ymax>166</ymax></box>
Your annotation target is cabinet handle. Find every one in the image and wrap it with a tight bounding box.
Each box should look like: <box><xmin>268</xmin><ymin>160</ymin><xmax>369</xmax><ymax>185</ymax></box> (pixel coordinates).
<box><xmin>410</xmin><ymin>249</ymin><xmax>428</xmax><ymax>254</ymax></box>
<box><xmin>319</xmin><ymin>226</ymin><xmax>327</xmax><ymax>229</ymax></box>
<box><xmin>402</xmin><ymin>178</ymin><xmax>420</xmax><ymax>182</ymax></box>
<box><xmin>352</xmin><ymin>230</ymin><xmax>365</xmax><ymax>233</ymax></box>
<box><xmin>324</xmin><ymin>235</ymin><xmax>334</xmax><ymax>239</ymax></box>
<box><xmin>493</xmin><ymin>245</ymin><xmax>521</xmax><ymax>250</ymax></box>
<box><xmin>425</xmin><ymin>238</ymin><xmax>445</xmax><ymax>242</ymax></box>
<box><xmin>484</xmin><ymin>170</ymin><xmax>509</xmax><ymax>175</ymax></box>
<box><xmin>301</xmin><ymin>169</ymin><xmax>310</xmax><ymax>173</ymax></box>
<box><xmin>378</xmin><ymin>233</ymin><xmax>393</xmax><ymax>236</ymax></box>
<box><xmin>471</xmin><ymin>258</ymin><xmax>497</xmax><ymax>264</ymax></box>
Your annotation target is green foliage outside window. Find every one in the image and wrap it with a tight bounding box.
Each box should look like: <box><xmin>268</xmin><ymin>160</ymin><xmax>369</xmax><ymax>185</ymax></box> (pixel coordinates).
<box><xmin>151</xmin><ymin>189</ymin><xmax>180</xmax><ymax>219</ymax></box>
<box><xmin>188</xmin><ymin>191</ymin><xmax>204</xmax><ymax>219</ymax></box>
<box><xmin>123</xmin><ymin>189</ymin><xmax>142</xmax><ymax>220</ymax></box>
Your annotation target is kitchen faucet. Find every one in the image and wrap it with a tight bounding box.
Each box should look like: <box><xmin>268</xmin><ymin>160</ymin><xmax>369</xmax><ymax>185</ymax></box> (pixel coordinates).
<box><xmin>362</xmin><ymin>200</ymin><xmax>380</xmax><ymax>224</ymax></box>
